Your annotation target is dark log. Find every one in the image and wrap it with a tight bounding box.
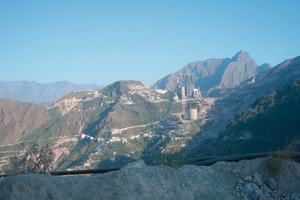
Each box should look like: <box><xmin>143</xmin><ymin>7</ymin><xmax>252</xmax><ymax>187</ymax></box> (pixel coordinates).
<box><xmin>49</xmin><ymin>168</ymin><xmax>121</xmax><ymax>176</ymax></box>
<box><xmin>0</xmin><ymin>168</ymin><xmax>121</xmax><ymax>177</ymax></box>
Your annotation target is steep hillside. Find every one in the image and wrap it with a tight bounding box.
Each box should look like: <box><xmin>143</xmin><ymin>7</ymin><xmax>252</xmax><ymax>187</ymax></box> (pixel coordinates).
<box><xmin>197</xmin><ymin>55</ymin><xmax>300</xmax><ymax>137</ymax></box>
<box><xmin>47</xmin><ymin>80</ymin><xmax>176</xmax><ymax>137</ymax></box>
<box><xmin>0</xmin><ymin>81</ymin><xmax>100</xmax><ymax>105</ymax></box>
<box><xmin>184</xmin><ymin>56</ymin><xmax>300</xmax><ymax>158</ymax></box>
<box><xmin>153</xmin><ymin>51</ymin><xmax>271</xmax><ymax>96</ymax></box>
<box><xmin>53</xmin><ymin>81</ymin><xmax>184</xmax><ymax>169</ymax></box>
<box><xmin>0</xmin><ymin>99</ymin><xmax>53</xmax><ymax>172</ymax></box>
<box><xmin>187</xmin><ymin>79</ymin><xmax>300</xmax><ymax>158</ymax></box>
<box><xmin>0</xmin><ymin>99</ymin><xmax>50</xmax><ymax>146</ymax></box>
<box><xmin>222</xmin><ymin>78</ymin><xmax>300</xmax><ymax>142</ymax></box>
<box><xmin>0</xmin><ymin>80</ymin><xmax>192</xmax><ymax>171</ymax></box>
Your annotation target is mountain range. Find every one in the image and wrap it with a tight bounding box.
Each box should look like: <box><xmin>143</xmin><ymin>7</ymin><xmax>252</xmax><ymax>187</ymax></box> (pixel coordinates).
<box><xmin>1</xmin><ymin>51</ymin><xmax>300</xmax><ymax>172</ymax></box>
<box><xmin>0</xmin><ymin>81</ymin><xmax>100</xmax><ymax>105</ymax></box>
<box><xmin>0</xmin><ymin>51</ymin><xmax>270</xmax><ymax>104</ymax></box>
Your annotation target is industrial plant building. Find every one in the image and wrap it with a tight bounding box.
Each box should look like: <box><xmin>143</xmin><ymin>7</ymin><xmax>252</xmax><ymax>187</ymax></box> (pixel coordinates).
<box><xmin>176</xmin><ymin>74</ymin><xmax>201</xmax><ymax>120</ymax></box>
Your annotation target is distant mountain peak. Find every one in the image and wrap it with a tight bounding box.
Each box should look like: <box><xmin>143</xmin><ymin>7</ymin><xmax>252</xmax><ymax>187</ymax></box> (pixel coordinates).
<box><xmin>118</xmin><ymin>80</ymin><xmax>148</xmax><ymax>87</ymax></box>
<box><xmin>257</xmin><ymin>63</ymin><xmax>272</xmax><ymax>74</ymax></box>
<box><xmin>231</xmin><ymin>50</ymin><xmax>253</xmax><ymax>61</ymax></box>
<box><xmin>101</xmin><ymin>80</ymin><xmax>149</xmax><ymax>97</ymax></box>
<box><xmin>110</xmin><ymin>80</ymin><xmax>148</xmax><ymax>91</ymax></box>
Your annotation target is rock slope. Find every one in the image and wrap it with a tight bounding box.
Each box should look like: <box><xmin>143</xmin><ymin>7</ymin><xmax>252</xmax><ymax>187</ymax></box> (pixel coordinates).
<box><xmin>0</xmin><ymin>157</ymin><xmax>299</xmax><ymax>200</ymax></box>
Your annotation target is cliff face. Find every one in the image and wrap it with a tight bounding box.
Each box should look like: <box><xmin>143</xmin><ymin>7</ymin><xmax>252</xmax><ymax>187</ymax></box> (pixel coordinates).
<box><xmin>0</xmin><ymin>158</ymin><xmax>299</xmax><ymax>200</ymax></box>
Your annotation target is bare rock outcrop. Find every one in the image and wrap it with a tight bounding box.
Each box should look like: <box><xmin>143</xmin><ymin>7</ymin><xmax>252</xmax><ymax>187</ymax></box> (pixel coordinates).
<box><xmin>0</xmin><ymin>158</ymin><xmax>299</xmax><ymax>200</ymax></box>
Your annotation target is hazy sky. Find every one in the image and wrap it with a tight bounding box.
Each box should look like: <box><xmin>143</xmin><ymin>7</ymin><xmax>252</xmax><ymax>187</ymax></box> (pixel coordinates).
<box><xmin>1</xmin><ymin>0</ymin><xmax>300</xmax><ymax>86</ymax></box>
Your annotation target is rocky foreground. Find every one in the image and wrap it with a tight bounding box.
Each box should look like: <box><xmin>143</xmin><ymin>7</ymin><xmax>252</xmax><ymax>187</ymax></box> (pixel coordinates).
<box><xmin>0</xmin><ymin>157</ymin><xmax>299</xmax><ymax>200</ymax></box>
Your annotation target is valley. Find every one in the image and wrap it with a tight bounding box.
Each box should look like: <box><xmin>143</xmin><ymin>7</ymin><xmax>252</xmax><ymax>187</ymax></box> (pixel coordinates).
<box><xmin>1</xmin><ymin>51</ymin><xmax>300</xmax><ymax>173</ymax></box>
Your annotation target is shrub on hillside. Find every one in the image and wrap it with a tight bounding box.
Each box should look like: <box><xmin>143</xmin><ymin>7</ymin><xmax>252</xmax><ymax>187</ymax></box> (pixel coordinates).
<box><xmin>5</xmin><ymin>144</ymin><xmax>54</xmax><ymax>175</ymax></box>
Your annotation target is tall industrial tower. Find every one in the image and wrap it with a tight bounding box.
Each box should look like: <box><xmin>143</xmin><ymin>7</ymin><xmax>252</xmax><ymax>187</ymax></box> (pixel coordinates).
<box><xmin>185</xmin><ymin>74</ymin><xmax>194</xmax><ymax>99</ymax></box>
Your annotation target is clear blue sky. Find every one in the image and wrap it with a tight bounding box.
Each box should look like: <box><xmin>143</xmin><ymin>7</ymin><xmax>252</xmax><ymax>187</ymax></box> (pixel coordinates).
<box><xmin>1</xmin><ymin>0</ymin><xmax>300</xmax><ymax>86</ymax></box>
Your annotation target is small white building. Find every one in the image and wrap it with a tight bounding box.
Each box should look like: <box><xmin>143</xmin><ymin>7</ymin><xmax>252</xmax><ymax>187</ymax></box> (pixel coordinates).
<box><xmin>110</xmin><ymin>137</ymin><xmax>122</xmax><ymax>143</ymax></box>
<box><xmin>111</xmin><ymin>129</ymin><xmax>122</xmax><ymax>135</ymax></box>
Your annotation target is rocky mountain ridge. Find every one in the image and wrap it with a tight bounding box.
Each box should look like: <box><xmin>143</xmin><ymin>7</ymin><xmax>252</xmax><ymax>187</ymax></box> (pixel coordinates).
<box><xmin>153</xmin><ymin>51</ymin><xmax>271</xmax><ymax>97</ymax></box>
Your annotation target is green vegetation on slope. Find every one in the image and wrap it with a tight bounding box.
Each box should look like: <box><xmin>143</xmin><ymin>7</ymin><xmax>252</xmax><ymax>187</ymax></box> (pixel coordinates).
<box><xmin>4</xmin><ymin>144</ymin><xmax>54</xmax><ymax>175</ymax></box>
<box><xmin>187</xmin><ymin>79</ymin><xmax>300</xmax><ymax>159</ymax></box>
<box><xmin>223</xmin><ymin>79</ymin><xmax>300</xmax><ymax>140</ymax></box>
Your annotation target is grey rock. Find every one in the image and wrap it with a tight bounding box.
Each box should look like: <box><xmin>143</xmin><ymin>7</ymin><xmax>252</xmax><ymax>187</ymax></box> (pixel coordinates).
<box><xmin>232</xmin><ymin>168</ymin><xmax>240</xmax><ymax>175</ymax></box>
<box><xmin>0</xmin><ymin>161</ymin><xmax>240</xmax><ymax>200</ymax></box>
<box><xmin>266</xmin><ymin>178</ymin><xmax>276</xmax><ymax>190</ymax></box>
<box><xmin>123</xmin><ymin>160</ymin><xmax>146</xmax><ymax>169</ymax></box>
<box><xmin>253</xmin><ymin>173</ymin><xmax>263</xmax><ymax>187</ymax></box>
<box><xmin>244</xmin><ymin>183</ymin><xmax>261</xmax><ymax>200</ymax></box>
<box><xmin>291</xmin><ymin>193</ymin><xmax>299</xmax><ymax>200</ymax></box>
<box><xmin>235</xmin><ymin>187</ymin><xmax>242</xmax><ymax>192</ymax></box>
<box><xmin>240</xmin><ymin>189</ymin><xmax>248</xmax><ymax>199</ymax></box>
<box><xmin>261</xmin><ymin>184</ymin><xmax>273</xmax><ymax>195</ymax></box>
<box><xmin>269</xmin><ymin>192</ymin><xmax>279</xmax><ymax>199</ymax></box>
<box><xmin>1</xmin><ymin>158</ymin><xmax>300</xmax><ymax>200</ymax></box>
<box><xmin>234</xmin><ymin>158</ymin><xmax>300</xmax><ymax>200</ymax></box>
<box><xmin>236</xmin><ymin>180</ymin><xmax>245</xmax><ymax>192</ymax></box>
<box><xmin>259</xmin><ymin>193</ymin><xmax>272</xmax><ymax>200</ymax></box>
<box><xmin>240</xmin><ymin>190</ymin><xmax>248</xmax><ymax>199</ymax></box>
<box><xmin>244</xmin><ymin>176</ymin><xmax>253</xmax><ymax>182</ymax></box>
<box><xmin>236</xmin><ymin>184</ymin><xmax>243</xmax><ymax>192</ymax></box>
